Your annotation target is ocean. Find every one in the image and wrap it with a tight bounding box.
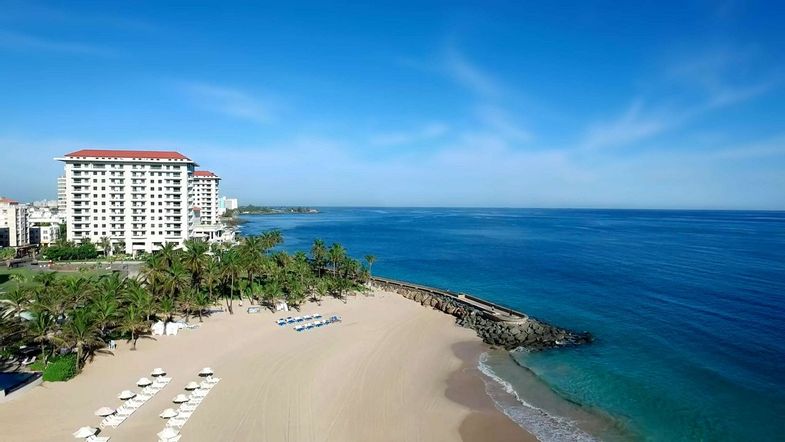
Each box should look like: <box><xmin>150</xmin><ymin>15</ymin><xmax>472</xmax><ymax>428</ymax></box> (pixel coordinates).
<box><xmin>239</xmin><ymin>208</ymin><xmax>785</xmax><ymax>441</ymax></box>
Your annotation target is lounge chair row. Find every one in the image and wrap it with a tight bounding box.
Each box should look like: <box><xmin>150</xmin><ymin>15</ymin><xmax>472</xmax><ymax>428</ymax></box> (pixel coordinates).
<box><xmin>100</xmin><ymin>377</ymin><xmax>171</xmax><ymax>429</ymax></box>
<box><xmin>276</xmin><ymin>313</ymin><xmax>323</xmax><ymax>326</ymax></box>
<box><xmin>158</xmin><ymin>374</ymin><xmax>221</xmax><ymax>441</ymax></box>
<box><xmin>294</xmin><ymin>315</ymin><xmax>342</xmax><ymax>332</ymax></box>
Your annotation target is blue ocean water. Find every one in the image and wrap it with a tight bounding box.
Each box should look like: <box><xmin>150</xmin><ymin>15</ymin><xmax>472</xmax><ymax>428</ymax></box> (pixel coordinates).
<box><xmin>240</xmin><ymin>208</ymin><xmax>785</xmax><ymax>441</ymax></box>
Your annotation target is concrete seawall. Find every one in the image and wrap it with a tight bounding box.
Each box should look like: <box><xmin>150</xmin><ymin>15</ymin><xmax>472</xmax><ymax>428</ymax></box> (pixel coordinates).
<box><xmin>371</xmin><ymin>276</ymin><xmax>592</xmax><ymax>351</ymax></box>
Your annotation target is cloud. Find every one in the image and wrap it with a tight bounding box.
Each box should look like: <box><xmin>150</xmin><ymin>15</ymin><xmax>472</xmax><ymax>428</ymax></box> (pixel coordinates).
<box><xmin>178</xmin><ymin>81</ymin><xmax>273</xmax><ymax>124</ymax></box>
<box><xmin>442</xmin><ymin>46</ymin><xmax>502</xmax><ymax>98</ymax></box>
<box><xmin>711</xmin><ymin>135</ymin><xmax>785</xmax><ymax>160</ymax></box>
<box><xmin>581</xmin><ymin>49</ymin><xmax>780</xmax><ymax>149</ymax></box>
<box><xmin>0</xmin><ymin>30</ymin><xmax>113</xmax><ymax>56</ymax></box>
<box><xmin>369</xmin><ymin>122</ymin><xmax>449</xmax><ymax>146</ymax></box>
<box><xmin>582</xmin><ymin>101</ymin><xmax>667</xmax><ymax>149</ymax></box>
<box><xmin>475</xmin><ymin>105</ymin><xmax>532</xmax><ymax>142</ymax></box>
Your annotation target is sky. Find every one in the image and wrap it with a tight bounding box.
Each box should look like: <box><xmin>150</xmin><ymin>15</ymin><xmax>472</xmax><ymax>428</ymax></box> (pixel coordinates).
<box><xmin>1</xmin><ymin>1</ymin><xmax>784</xmax><ymax>209</ymax></box>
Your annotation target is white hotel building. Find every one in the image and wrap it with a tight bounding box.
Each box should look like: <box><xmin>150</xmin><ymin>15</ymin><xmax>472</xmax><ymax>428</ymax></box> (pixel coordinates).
<box><xmin>55</xmin><ymin>149</ymin><xmax>211</xmax><ymax>255</ymax></box>
<box><xmin>193</xmin><ymin>170</ymin><xmax>220</xmax><ymax>225</ymax></box>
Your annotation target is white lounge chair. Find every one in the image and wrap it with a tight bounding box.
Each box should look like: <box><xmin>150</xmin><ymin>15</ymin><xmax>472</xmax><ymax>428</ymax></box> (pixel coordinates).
<box><xmin>167</xmin><ymin>417</ymin><xmax>187</xmax><ymax>428</ymax></box>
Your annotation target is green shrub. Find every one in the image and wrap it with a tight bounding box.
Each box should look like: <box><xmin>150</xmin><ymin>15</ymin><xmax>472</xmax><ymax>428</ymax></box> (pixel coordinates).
<box><xmin>42</xmin><ymin>354</ymin><xmax>77</xmax><ymax>382</ymax></box>
<box><xmin>27</xmin><ymin>357</ymin><xmax>46</xmax><ymax>371</ymax></box>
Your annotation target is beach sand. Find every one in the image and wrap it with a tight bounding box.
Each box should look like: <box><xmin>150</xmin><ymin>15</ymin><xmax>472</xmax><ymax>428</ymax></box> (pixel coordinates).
<box><xmin>0</xmin><ymin>288</ymin><xmax>535</xmax><ymax>441</ymax></box>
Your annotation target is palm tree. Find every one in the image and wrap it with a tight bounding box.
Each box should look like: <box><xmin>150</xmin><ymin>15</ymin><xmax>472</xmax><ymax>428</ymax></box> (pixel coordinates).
<box><xmin>98</xmin><ymin>236</ymin><xmax>111</xmax><ymax>257</ymax></box>
<box><xmin>60</xmin><ymin>276</ymin><xmax>92</xmax><ymax>310</ymax></box>
<box><xmin>0</xmin><ymin>286</ymin><xmax>29</xmax><ymax>319</ymax></box>
<box><xmin>182</xmin><ymin>239</ymin><xmax>209</xmax><ymax>288</ymax></box>
<box><xmin>328</xmin><ymin>243</ymin><xmax>346</xmax><ymax>277</ymax></box>
<box><xmin>157</xmin><ymin>296</ymin><xmax>177</xmax><ymax>323</ymax></box>
<box><xmin>178</xmin><ymin>288</ymin><xmax>196</xmax><ymax>323</ymax></box>
<box><xmin>240</xmin><ymin>235</ymin><xmax>265</xmax><ymax>300</ymax></box>
<box><xmin>311</xmin><ymin>239</ymin><xmax>327</xmax><ymax>276</ymax></box>
<box><xmin>165</xmin><ymin>261</ymin><xmax>190</xmax><ymax>300</ymax></box>
<box><xmin>63</xmin><ymin>309</ymin><xmax>103</xmax><ymax>373</ymax></box>
<box><xmin>193</xmin><ymin>291</ymin><xmax>211</xmax><ymax>322</ymax></box>
<box><xmin>119</xmin><ymin>306</ymin><xmax>147</xmax><ymax>351</ymax></box>
<box><xmin>28</xmin><ymin>311</ymin><xmax>55</xmax><ymax>364</ymax></box>
<box><xmin>158</xmin><ymin>242</ymin><xmax>179</xmax><ymax>267</ymax></box>
<box><xmin>124</xmin><ymin>282</ymin><xmax>154</xmax><ymax>321</ymax></box>
<box><xmin>9</xmin><ymin>272</ymin><xmax>31</xmax><ymax>286</ymax></box>
<box><xmin>220</xmin><ymin>249</ymin><xmax>242</xmax><ymax>314</ymax></box>
<box><xmin>91</xmin><ymin>291</ymin><xmax>119</xmax><ymax>336</ymax></box>
<box><xmin>112</xmin><ymin>240</ymin><xmax>125</xmax><ymax>256</ymax></box>
<box><xmin>142</xmin><ymin>253</ymin><xmax>168</xmax><ymax>300</ymax></box>
<box><xmin>261</xmin><ymin>229</ymin><xmax>283</xmax><ymax>252</ymax></box>
<box><xmin>33</xmin><ymin>271</ymin><xmax>57</xmax><ymax>289</ymax></box>
<box><xmin>313</xmin><ymin>278</ymin><xmax>329</xmax><ymax>305</ymax></box>
<box><xmin>364</xmin><ymin>255</ymin><xmax>376</xmax><ymax>278</ymax></box>
<box><xmin>202</xmin><ymin>258</ymin><xmax>221</xmax><ymax>303</ymax></box>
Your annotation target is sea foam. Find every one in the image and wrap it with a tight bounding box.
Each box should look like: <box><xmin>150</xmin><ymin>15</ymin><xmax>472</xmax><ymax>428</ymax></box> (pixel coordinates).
<box><xmin>478</xmin><ymin>352</ymin><xmax>598</xmax><ymax>442</ymax></box>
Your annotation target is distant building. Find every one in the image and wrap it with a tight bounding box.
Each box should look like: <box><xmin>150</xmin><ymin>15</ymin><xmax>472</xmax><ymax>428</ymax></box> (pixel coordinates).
<box><xmin>0</xmin><ymin>197</ymin><xmax>29</xmax><ymax>248</ymax></box>
<box><xmin>55</xmin><ymin>149</ymin><xmax>197</xmax><ymax>255</ymax></box>
<box><xmin>193</xmin><ymin>170</ymin><xmax>220</xmax><ymax>225</ymax></box>
<box><xmin>217</xmin><ymin>196</ymin><xmax>238</xmax><ymax>216</ymax></box>
<box><xmin>27</xmin><ymin>205</ymin><xmax>62</xmax><ymax>245</ymax></box>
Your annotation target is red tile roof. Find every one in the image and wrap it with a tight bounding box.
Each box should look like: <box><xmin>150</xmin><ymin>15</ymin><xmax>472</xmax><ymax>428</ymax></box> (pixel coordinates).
<box><xmin>64</xmin><ymin>149</ymin><xmax>192</xmax><ymax>160</ymax></box>
<box><xmin>193</xmin><ymin>170</ymin><xmax>218</xmax><ymax>177</ymax></box>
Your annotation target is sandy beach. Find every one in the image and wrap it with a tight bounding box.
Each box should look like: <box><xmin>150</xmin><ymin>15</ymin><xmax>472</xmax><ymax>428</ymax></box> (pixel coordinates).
<box><xmin>0</xmin><ymin>288</ymin><xmax>534</xmax><ymax>441</ymax></box>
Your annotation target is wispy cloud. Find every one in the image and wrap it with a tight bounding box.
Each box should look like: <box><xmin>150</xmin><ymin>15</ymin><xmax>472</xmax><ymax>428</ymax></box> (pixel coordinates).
<box><xmin>442</xmin><ymin>46</ymin><xmax>502</xmax><ymax>98</ymax></box>
<box><xmin>369</xmin><ymin>122</ymin><xmax>449</xmax><ymax>146</ymax></box>
<box><xmin>0</xmin><ymin>30</ymin><xmax>113</xmax><ymax>56</ymax></box>
<box><xmin>581</xmin><ymin>49</ymin><xmax>780</xmax><ymax>149</ymax></box>
<box><xmin>582</xmin><ymin>101</ymin><xmax>666</xmax><ymax>149</ymax></box>
<box><xmin>178</xmin><ymin>81</ymin><xmax>273</xmax><ymax>124</ymax></box>
<box><xmin>475</xmin><ymin>105</ymin><xmax>532</xmax><ymax>142</ymax></box>
<box><xmin>711</xmin><ymin>135</ymin><xmax>785</xmax><ymax>160</ymax></box>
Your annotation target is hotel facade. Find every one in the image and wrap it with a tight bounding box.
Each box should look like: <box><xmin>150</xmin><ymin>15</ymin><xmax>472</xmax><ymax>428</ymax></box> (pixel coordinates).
<box><xmin>55</xmin><ymin>149</ymin><xmax>229</xmax><ymax>255</ymax></box>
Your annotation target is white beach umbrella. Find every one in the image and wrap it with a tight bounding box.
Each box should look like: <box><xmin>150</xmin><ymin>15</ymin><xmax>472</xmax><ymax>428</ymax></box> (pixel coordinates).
<box><xmin>157</xmin><ymin>427</ymin><xmax>180</xmax><ymax>439</ymax></box>
<box><xmin>184</xmin><ymin>381</ymin><xmax>200</xmax><ymax>390</ymax></box>
<box><xmin>159</xmin><ymin>408</ymin><xmax>178</xmax><ymax>419</ymax></box>
<box><xmin>151</xmin><ymin>367</ymin><xmax>166</xmax><ymax>376</ymax></box>
<box><xmin>72</xmin><ymin>426</ymin><xmax>97</xmax><ymax>438</ymax></box>
<box><xmin>136</xmin><ymin>377</ymin><xmax>153</xmax><ymax>386</ymax></box>
<box><xmin>172</xmin><ymin>393</ymin><xmax>189</xmax><ymax>403</ymax></box>
<box><xmin>93</xmin><ymin>407</ymin><xmax>115</xmax><ymax>417</ymax></box>
<box><xmin>198</xmin><ymin>367</ymin><xmax>214</xmax><ymax>376</ymax></box>
<box><xmin>117</xmin><ymin>390</ymin><xmax>136</xmax><ymax>400</ymax></box>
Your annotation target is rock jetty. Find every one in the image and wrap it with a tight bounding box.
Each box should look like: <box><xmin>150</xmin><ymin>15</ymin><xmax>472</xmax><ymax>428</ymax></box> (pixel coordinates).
<box><xmin>372</xmin><ymin>277</ymin><xmax>592</xmax><ymax>351</ymax></box>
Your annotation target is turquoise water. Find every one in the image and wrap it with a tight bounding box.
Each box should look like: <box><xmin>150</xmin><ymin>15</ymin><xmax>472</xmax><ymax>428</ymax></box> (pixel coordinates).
<box><xmin>240</xmin><ymin>208</ymin><xmax>785</xmax><ymax>441</ymax></box>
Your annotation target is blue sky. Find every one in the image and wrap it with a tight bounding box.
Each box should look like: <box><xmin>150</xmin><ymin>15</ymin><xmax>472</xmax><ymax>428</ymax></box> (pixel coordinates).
<box><xmin>1</xmin><ymin>1</ymin><xmax>784</xmax><ymax>209</ymax></box>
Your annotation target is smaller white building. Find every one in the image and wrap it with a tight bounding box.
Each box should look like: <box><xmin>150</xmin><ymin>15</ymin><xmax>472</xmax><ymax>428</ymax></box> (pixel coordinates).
<box><xmin>217</xmin><ymin>196</ymin><xmax>238</xmax><ymax>216</ymax></box>
<box><xmin>193</xmin><ymin>170</ymin><xmax>220</xmax><ymax>225</ymax></box>
<box><xmin>27</xmin><ymin>206</ymin><xmax>62</xmax><ymax>246</ymax></box>
<box><xmin>0</xmin><ymin>197</ymin><xmax>29</xmax><ymax>248</ymax></box>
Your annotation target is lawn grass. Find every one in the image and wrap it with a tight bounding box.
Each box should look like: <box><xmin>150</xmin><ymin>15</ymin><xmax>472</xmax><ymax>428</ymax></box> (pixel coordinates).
<box><xmin>0</xmin><ymin>267</ymin><xmax>111</xmax><ymax>295</ymax></box>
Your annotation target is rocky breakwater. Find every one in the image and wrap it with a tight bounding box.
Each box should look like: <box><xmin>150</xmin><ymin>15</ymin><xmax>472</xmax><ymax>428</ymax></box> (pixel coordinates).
<box><xmin>372</xmin><ymin>278</ymin><xmax>592</xmax><ymax>351</ymax></box>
